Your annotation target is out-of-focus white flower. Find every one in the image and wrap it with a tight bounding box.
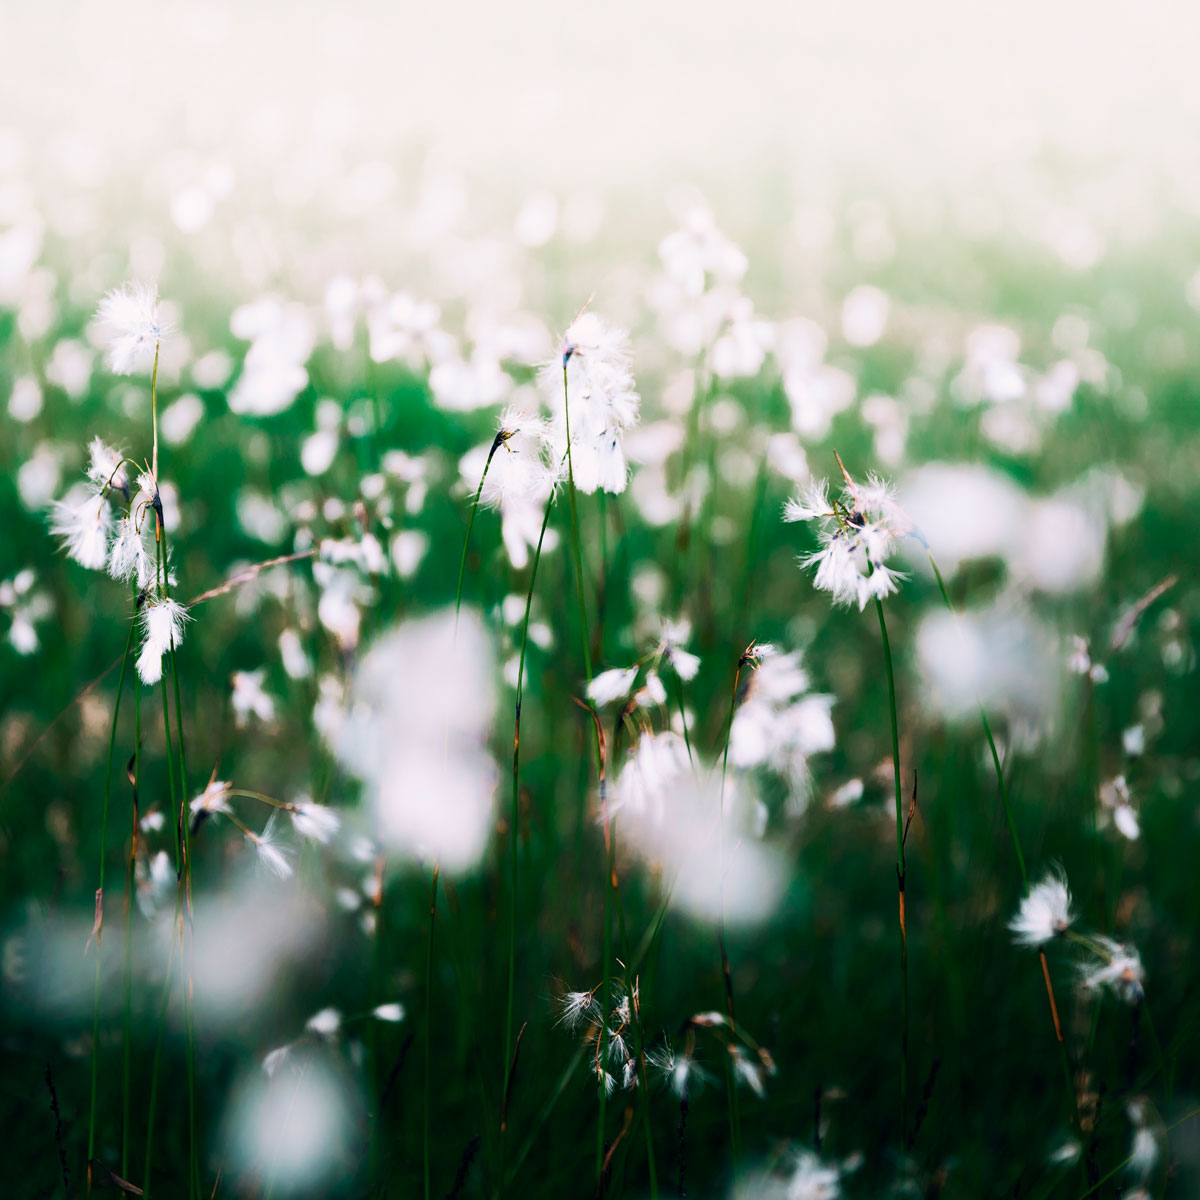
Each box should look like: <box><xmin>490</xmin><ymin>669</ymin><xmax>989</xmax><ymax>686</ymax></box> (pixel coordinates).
<box><xmin>332</xmin><ymin>609</ymin><xmax>498</xmax><ymax>872</ymax></box>
<box><xmin>557</xmin><ymin>989</ymin><xmax>601</xmax><ymax>1031</ymax></box>
<box><xmin>224</xmin><ymin>1054</ymin><xmax>353</xmax><ymax>1191</ymax></box>
<box><xmin>1098</xmin><ymin>775</ymin><xmax>1139</xmax><ymax>840</ymax></box>
<box><xmin>231</xmin><ymin>668</ymin><xmax>276</xmax><ymax>726</ymax></box>
<box><xmin>1009</xmin><ymin>868</ymin><xmax>1075</xmax><ymax>946</ymax></box>
<box><xmin>95</xmin><ymin>281</ymin><xmax>170</xmax><ymax>375</ymax></box>
<box><xmin>190</xmin><ymin>776</ymin><xmax>233</xmax><ymax>827</ymax></box>
<box><xmin>783</xmin><ymin>1148</ymin><xmax>843</xmax><ymax>1200</ymax></box>
<box><xmin>290</xmin><ymin>800</ymin><xmax>340</xmax><ymax>846</ymax></box>
<box><xmin>1080</xmin><ymin>937</ymin><xmax>1145</xmax><ymax>1004</ymax></box>
<box><xmin>246</xmin><ymin>812</ymin><xmax>294</xmax><ymax>881</ymax></box>
<box><xmin>372</xmin><ymin>1002</ymin><xmax>405</xmax><ymax>1022</ymax></box>
<box><xmin>135</xmin><ymin>850</ymin><xmax>174</xmax><ymax>920</ymax></box>
<box><xmin>587</xmin><ymin>666</ymin><xmax>639</xmax><ymax>708</ymax></box>
<box><xmin>136</xmin><ymin>596</ymin><xmax>189</xmax><ymax>685</ymax></box>
<box><xmin>612</xmin><ymin>730</ymin><xmax>691</xmax><ymax>820</ymax></box>
<box><xmin>711</xmin><ymin>294</ymin><xmax>773</xmax><ymax>379</ymax></box>
<box><xmin>305</xmin><ymin>1007</ymin><xmax>342</xmax><ymax>1038</ymax></box>
<box><xmin>656</xmin><ymin>618</ymin><xmax>701</xmax><ymax>681</ymax></box>
<box><xmin>729</xmin><ymin>648</ymin><xmax>834</xmax><ymax>803</ymax></box>
<box><xmin>645</xmin><ymin>1040</ymin><xmax>711</xmax><ymax>1099</ymax></box>
<box><xmin>0</xmin><ymin>569</ymin><xmax>51</xmax><ymax>655</ymax></box>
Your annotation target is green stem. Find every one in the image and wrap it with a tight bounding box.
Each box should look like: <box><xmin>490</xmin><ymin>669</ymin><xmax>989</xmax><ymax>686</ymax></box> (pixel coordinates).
<box><xmin>142</xmin><ymin>925</ymin><xmax>179</xmax><ymax>1199</ymax></box>
<box><xmin>873</xmin><ymin>594</ymin><xmax>908</xmax><ymax>1150</ymax></box>
<box><xmin>424</xmin><ymin>862</ymin><xmax>440</xmax><ymax>1200</ymax></box>
<box><xmin>455</xmin><ymin>437</ymin><xmax>503</xmax><ymax>624</ymax></box>
<box><xmin>504</xmin><ymin>485</ymin><xmax>556</xmax><ymax>1155</ymax></box>
<box><xmin>87</xmin><ymin>602</ymin><xmax>137</xmax><ymax>1193</ymax></box>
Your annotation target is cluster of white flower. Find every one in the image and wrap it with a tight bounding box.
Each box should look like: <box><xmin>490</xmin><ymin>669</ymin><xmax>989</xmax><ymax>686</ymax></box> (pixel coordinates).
<box><xmin>458</xmin><ymin>404</ymin><xmax>564</xmax><ymax>570</ymax></box>
<box><xmin>261</xmin><ymin>1000</ymin><xmax>405</xmax><ymax>1079</ymax></box>
<box><xmin>94</xmin><ymin>282</ymin><xmax>170</xmax><ymax>375</ymax></box>
<box><xmin>0</xmin><ymin>568</ymin><xmax>50</xmax><ymax>655</ymax></box>
<box><xmin>49</xmin><ymin>285</ymin><xmax>191</xmax><ymax>683</ymax></box>
<box><xmin>1009</xmin><ymin>867</ymin><xmax>1146</xmax><ymax>1004</ymax></box>
<box><xmin>784</xmin><ymin>469</ymin><xmax>911</xmax><ymax>611</ymax></box>
<box><xmin>557</xmin><ymin>980</ymin><xmax>649</xmax><ymax>1096</ymax></box>
<box><xmin>543</xmin><ymin>311</ymin><xmax>641</xmax><ymax>496</ymax></box>
<box><xmin>187</xmin><ymin>772</ymin><xmax>341</xmax><ymax>879</ymax></box>
<box><xmin>728</xmin><ymin>645</ymin><xmax>835</xmax><ymax>803</ymax></box>
<box><xmin>330</xmin><ymin>609</ymin><xmax>499</xmax><ymax>872</ymax></box>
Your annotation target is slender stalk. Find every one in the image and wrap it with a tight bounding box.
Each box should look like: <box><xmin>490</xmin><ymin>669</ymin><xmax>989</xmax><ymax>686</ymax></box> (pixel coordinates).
<box><xmin>143</xmin><ymin>924</ymin><xmax>179</xmax><ymax>1199</ymax></box>
<box><xmin>424</xmin><ymin>862</ymin><xmax>440</xmax><ymax>1200</ymax></box>
<box><xmin>561</xmin><ymin>365</ymin><xmax>594</xmax><ymax>689</ymax></box>
<box><xmin>123</xmin><ymin>624</ymin><xmax>142</xmax><ymax>1177</ymax></box>
<box><xmin>673</xmin><ymin>675</ymin><xmax>693</xmax><ymax>765</ymax></box>
<box><xmin>560</xmin><ymin>363</ymin><xmax>613</xmax><ymax>1187</ymax></box>
<box><xmin>455</xmin><ymin>435</ymin><xmax>504</xmax><ymax>624</ymax></box>
<box><xmin>150</xmin><ymin>341</ymin><xmax>160</xmax><ymax>480</ymax></box>
<box><xmin>716</xmin><ymin>654</ymin><xmax>745</xmax><ymax>1164</ymax></box>
<box><xmin>505</xmin><ymin>487</ymin><xmax>556</xmax><ymax>1146</ymax></box>
<box><xmin>87</xmin><ymin>603</ymin><xmax>138</xmax><ymax>1195</ymax></box>
<box><xmin>873</xmin><ymin>594</ymin><xmax>908</xmax><ymax>1149</ymax></box>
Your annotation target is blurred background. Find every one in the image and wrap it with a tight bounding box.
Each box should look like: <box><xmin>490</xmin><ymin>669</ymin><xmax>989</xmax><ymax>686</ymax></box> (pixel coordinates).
<box><xmin>2</xmin><ymin>2</ymin><xmax>1200</xmax><ymax>1198</ymax></box>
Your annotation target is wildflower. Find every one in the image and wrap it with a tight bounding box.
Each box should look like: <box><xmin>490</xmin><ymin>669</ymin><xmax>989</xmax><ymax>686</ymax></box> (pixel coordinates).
<box><xmin>261</xmin><ymin>1045</ymin><xmax>291</xmax><ymax>1077</ymax></box>
<box><xmin>657</xmin><ymin>618</ymin><xmax>701</xmax><ymax>681</ymax></box>
<box><xmin>95</xmin><ymin>281</ymin><xmax>170</xmax><ymax>375</ymax></box>
<box><xmin>247</xmin><ymin>812</ymin><xmax>294</xmax><ymax>881</ymax></box>
<box><xmin>305</xmin><ymin>1007</ymin><xmax>342</xmax><ymax>1038</ymax></box>
<box><xmin>372</xmin><ymin>1003</ymin><xmax>405</xmax><ymax>1022</ymax></box>
<box><xmin>785</xmin><ymin>1149</ymin><xmax>843</xmax><ymax>1200</ymax></box>
<box><xmin>1080</xmin><ymin>937</ymin><xmax>1145</xmax><ymax>1004</ymax></box>
<box><xmin>1009</xmin><ymin>868</ymin><xmax>1075</xmax><ymax>947</ymax></box>
<box><xmin>290</xmin><ymin>800</ymin><xmax>340</xmax><ymax>846</ymax></box>
<box><xmin>108</xmin><ymin>514</ymin><xmax>155</xmax><ymax>588</ymax></box>
<box><xmin>729</xmin><ymin>1044</ymin><xmax>766</xmax><ymax>1098</ymax></box>
<box><xmin>135</xmin><ymin>850</ymin><xmax>174</xmax><ymax>920</ymax></box>
<box><xmin>231</xmin><ymin>669</ymin><xmax>277</xmax><ymax>726</ymax></box>
<box><xmin>1126</xmin><ymin>1100</ymin><xmax>1159</xmax><ymax>1180</ymax></box>
<box><xmin>136</xmin><ymin>596</ymin><xmax>190</xmax><ymax>685</ymax></box>
<box><xmin>646</xmin><ymin>1040</ymin><xmax>710</xmax><ymax>1098</ymax></box>
<box><xmin>86</xmin><ymin>437</ymin><xmax>129</xmax><ymax>497</ymax></box>
<box><xmin>1099</xmin><ymin>775</ymin><xmax>1139</xmax><ymax>841</ymax></box>
<box><xmin>476</xmin><ymin>405</ymin><xmax>557</xmax><ymax>507</ymax></box>
<box><xmin>611</xmin><ymin>730</ymin><xmax>691</xmax><ymax>819</ymax></box>
<box><xmin>729</xmin><ymin>648</ymin><xmax>835</xmax><ymax>800</ymax></box>
<box><xmin>544</xmin><ymin>309</ymin><xmax>641</xmax><ymax>496</ymax></box>
<box><xmin>190</xmin><ymin>776</ymin><xmax>233</xmax><ymax>828</ymax></box>
<box><xmin>587</xmin><ymin>665</ymin><xmax>638</xmax><ymax>707</ymax></box>
<box><xmin>51</xmin><ymin>490</ymin><xmax>112</xmax><ymax>570</ymax></box>
<box><xmin>785</xmin><ymin>464</ymin><xmax>911</xmax><ymax>611</ymax></box>
<box><xmin>557</xmin><ymin>989</ymin><xmax>600</xmax><ymax>1031</ymax></box>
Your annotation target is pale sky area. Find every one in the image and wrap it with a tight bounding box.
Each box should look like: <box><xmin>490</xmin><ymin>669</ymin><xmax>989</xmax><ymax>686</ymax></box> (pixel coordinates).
<box><xmin>4</xmin><ymin>0</ymin><xmax>1198</xmax><ymax>208</ymax></box>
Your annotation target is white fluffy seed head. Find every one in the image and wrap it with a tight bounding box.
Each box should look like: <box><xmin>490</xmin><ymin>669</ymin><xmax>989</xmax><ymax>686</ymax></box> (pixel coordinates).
<box><xmin>1009</xmin><ymin>868</ymin><xmax>1075</xmax><ymax>947</ymax></box>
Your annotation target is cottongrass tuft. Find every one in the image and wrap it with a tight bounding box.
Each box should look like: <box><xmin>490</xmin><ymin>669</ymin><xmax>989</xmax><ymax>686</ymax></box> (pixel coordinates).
<box><xmin>1008</xmin><ymin>867</ymin><xmax>1075</xmax><ymax>947</ymax></box>
<box><xmin>95</xmin><ymin>281</ymin><xmax>171</xmax><ymax>375</ymax></box>
<box><xmin>136</xmin><ymin>596</ymin><xmax>190</xmax><ymax>685</ymax></box>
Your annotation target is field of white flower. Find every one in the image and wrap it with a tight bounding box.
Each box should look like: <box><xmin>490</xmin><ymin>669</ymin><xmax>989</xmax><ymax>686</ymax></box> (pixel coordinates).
<box><xmin>2</xmin><ymin>8</ymin><xmax>1200</xmax><ymax>1200</ymax></box>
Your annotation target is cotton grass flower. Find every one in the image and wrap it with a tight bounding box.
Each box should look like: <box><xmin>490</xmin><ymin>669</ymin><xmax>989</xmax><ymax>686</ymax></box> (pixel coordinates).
<box><xmin>95</xmin><ymin>281</ymin><xmax>171</xmax><ymax>375</ymax></box>
<box><xmin>544</xmin><ymin>309</ymin><xmax>641</xmax><ymax>496</ymax></box>
<box><xmin>51</xmin><ymin>488</ymin><xmax>112</xmax><ymax>571</ymax></box>
<box><xmin>372</xmin><ymin>1002</ymin><xmax>405</xmax><ymax>1022</ymax></box>
<box><xmin>246</xmin><ymin>812</ymin><xmax>294</xmax><ymax>881</ymax></box>
<box><xmin>289</xmin><ymin>800</ymin><xmax>340</xmax><ymax>846</ymax></box>
<box><xmin>785</xmin><ymin>463</ymin><xmax>911</xmax><ymax>611</ymax></box>
<box><xmin>587</xmin><ymin>665</ymin><xmax>639</xmax><ymax>708</ymax></box>
<box><xmin>136</xmin><ymin>595</ymin><xmax>189</xmax><ymax>685</ymax></box>
<box><xmin>1009</xmin><ymin>868</ymin><xmax>1075</xmax><ymax>946</ymax></box>
<box><xmin>1080</xmin><ymin>936</ymin><xmax>1145</xmax><ymax>1004</ymax></box>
